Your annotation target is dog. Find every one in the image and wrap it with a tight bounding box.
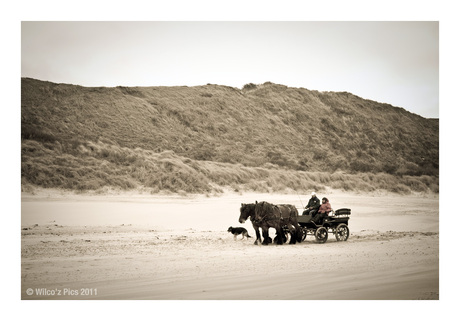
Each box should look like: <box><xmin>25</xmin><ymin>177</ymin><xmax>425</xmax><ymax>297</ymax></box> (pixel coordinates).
<box><xmin>227</xmin><ymin>226</ymin><xmax>252</xmax><ymax>240</ymax></box>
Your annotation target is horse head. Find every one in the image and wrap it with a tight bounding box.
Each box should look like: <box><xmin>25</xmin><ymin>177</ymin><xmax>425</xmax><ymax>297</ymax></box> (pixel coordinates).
<box><xmin>239</xmin><ymin>203</ymin><xmax>255</xmax><ymax>224</ymax></box>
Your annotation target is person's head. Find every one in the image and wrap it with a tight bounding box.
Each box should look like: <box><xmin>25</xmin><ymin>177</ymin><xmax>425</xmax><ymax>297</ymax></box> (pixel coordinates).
<box><xmin>322</xmin><ymin>197</ymin><xmax>329</xmax><ymax>203</ymax></box>
<box><xmin>311</xmin><ymin>192</ymin><xmax>316</xmax><ymax>198</ymax></box>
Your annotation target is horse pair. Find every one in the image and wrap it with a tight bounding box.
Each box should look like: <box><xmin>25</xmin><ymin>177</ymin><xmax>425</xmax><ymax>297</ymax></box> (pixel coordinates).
<box><xmin>239</xmin><ymin>201</ymin><xmax>303</xmax><ymax>245</ymax></box>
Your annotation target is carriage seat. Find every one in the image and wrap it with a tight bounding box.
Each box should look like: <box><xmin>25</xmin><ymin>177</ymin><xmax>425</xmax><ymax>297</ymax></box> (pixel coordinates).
<box><xmin>332</xmin><ymin>208</ymin><xmax>351</xmax><ymax>216</ymax></box>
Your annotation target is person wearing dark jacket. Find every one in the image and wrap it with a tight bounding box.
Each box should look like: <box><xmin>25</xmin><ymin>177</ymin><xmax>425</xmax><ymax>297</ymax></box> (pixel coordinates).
<box><xmin>313</xmin><ymin>197</ymin><xmax>332</xmax><ymax>225</ymax></box>
<box><xmin>302</xmin><ymin>192</ymin><xmax>321</xmax><ymax>217</ymax></box>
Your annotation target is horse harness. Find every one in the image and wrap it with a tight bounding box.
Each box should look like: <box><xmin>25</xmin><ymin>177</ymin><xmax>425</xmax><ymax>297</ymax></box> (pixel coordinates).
<box><xmin>254</xmin><ymin>202</ymin><xmax>282</xmax><ymax>224</ymax></box>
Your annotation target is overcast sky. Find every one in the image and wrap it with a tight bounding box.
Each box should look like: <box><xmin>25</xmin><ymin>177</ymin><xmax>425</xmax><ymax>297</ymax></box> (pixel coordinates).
<box><xmin>22</xmin><ymin>21</ymin><xmax>439</xmax><ymax>118</ymax></box>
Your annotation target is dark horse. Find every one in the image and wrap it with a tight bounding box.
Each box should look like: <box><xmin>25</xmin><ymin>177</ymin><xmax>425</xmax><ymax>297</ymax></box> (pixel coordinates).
<box><xmin>276</xmin><ymin>204</ymin><xmax>303</xmax><ymax>244</ymax></box>
<box><xmin>239</xmin><ymin>203</ymin><xmax>266</xmax><ymax>245</ymax></box>
<box><xmin>239</xmin><ymin>201</ymin><xmax>301</xmax><ymax>245</ymax></box>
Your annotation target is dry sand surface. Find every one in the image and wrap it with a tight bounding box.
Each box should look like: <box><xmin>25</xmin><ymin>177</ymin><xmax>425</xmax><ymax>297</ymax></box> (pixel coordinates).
<box><xmin>21</xmin><ymin>190</ymin><xmax>439</xmax><ymax>300</ymax></box>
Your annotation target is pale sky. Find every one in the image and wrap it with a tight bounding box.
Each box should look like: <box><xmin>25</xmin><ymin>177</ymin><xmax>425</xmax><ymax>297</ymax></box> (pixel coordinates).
<box><xmin>21</xmin><ymin>21</ymin><xmax>439</xmax><ymax>118</ymax></box>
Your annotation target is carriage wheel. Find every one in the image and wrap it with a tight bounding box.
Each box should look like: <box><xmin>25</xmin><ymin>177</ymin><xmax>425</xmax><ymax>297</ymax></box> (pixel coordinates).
<box><xmin>301</xmin><ymin>228</ymin><xmax>307</xmax><ymax>242</ymax></box>
<box><xmin>315</xmin><ymin>227</ymin><xmax>328</xmax><ymax>243</ymax></box>
<box><xmin>335</xmin><ymin>224</ymin><xmax>349</xmax><ymax>241</ymax></box>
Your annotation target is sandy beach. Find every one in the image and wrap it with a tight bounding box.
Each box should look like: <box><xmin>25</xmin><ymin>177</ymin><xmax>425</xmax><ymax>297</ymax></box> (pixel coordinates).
<box><xmin>21</xmin><ymin>190</ymin><xmax>439</xmax><ymax>300</ymax></box>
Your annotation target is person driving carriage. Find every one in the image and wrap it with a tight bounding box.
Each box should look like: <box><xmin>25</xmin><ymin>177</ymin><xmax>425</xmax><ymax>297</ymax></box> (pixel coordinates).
<box><xmin>313</xmin><ymin>197</ymin><xmax>332</xmax><ymax>225</ymax></box>
<box><xmin>302</xmin><ymin>192</ymin><xmax>321</xmax><ymax>217</ymax></box>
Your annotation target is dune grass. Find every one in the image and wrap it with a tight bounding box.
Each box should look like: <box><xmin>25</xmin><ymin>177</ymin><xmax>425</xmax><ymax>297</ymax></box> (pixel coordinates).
<box><xmin>21</xmin><ymin>79</ymin><xmax>438</xmax><ymax>195</ymax></box>
<box><xmin>21</xmin><ymin>140</ymin><xmax>438</xmax><ymax>195</ymax></box>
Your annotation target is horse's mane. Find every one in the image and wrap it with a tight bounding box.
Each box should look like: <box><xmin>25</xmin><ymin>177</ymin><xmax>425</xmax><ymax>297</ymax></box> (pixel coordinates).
<box><xmin>241</xmin><ymin>203</ymin><xmax>255</xmax><ymax>211</ymax></box>
<box><xmin>255</xmin><ymin>201</ymin><xmax>280</xmax><ymax>222</ymax></box>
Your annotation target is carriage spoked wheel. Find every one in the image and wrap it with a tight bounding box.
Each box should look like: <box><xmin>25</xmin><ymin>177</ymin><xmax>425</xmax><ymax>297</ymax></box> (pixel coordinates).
<box><xmin>315</xmin><ymin>227</ymin><xmax>328</xmax><ymax>243</ymax></box>
<box><xmin>335</xmin><ymin>223</ymin><xmax>349</xmax><ymax>241</ymax></box>
<box><xmin>301</xmin><ymin>228</ymin><xmax>308</xmax><ymax>242</ymax></box>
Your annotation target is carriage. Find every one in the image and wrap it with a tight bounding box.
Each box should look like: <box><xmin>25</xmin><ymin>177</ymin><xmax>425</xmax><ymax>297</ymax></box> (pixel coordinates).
<box><xmin>286</xmin><ymin>208</ymin><xmax>351</xmax><ymax>243</ymax></box>
<box><xmin>239</xmin><ymin>202</ymin><xmax>351</xmax><ymax>245</ymax></box>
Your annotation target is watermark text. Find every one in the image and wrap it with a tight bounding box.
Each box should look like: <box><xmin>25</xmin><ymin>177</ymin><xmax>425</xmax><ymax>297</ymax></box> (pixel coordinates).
<box><xmin>26</xmin><ymin>288</ymin><xmax>98</xmax><ymax>297</ymax></box>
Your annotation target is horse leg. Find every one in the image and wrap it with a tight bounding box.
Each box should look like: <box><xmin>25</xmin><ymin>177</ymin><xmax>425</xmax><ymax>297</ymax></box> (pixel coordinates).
<box><xmin>295</xmin><ymin>224</ymin><xmax>303</xmax><ymax>243</ymax></box>
<box><xmin>275</xmin><ymin>227</ymin><xmax>287</xmax><ymax>244</ymax></box>
<box><xmin>287</xmin><ymin>224</ymin><xmax>297</xmax><ymax>244</ymax></box>
<box><xmin>266</xmin><ymin>231</ymin><xmax>273</xmax><ymax>244</ymax></box>
<box><xmin>275</xmin><ymin>226</ymin><xmax>284</xmax><ymax>245</ymax></box>
<box><xmin>253</xmin><ymin>225</ymin><xmax>262</xmax><ymax>245</ymax></box>
<box><xmin>256</xmin><ymin>229</ymin><xmax>262</xmax><ymax>245</ymax></box>
<box><xmin>261</xmin><ymin>225</ymin><xmax>273</xmax><ymax>244</ymax></box>
<box><xmin>262</xmin><ymin>227</ymin><xmax>271</xmax><ymax>245</ymax></box>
